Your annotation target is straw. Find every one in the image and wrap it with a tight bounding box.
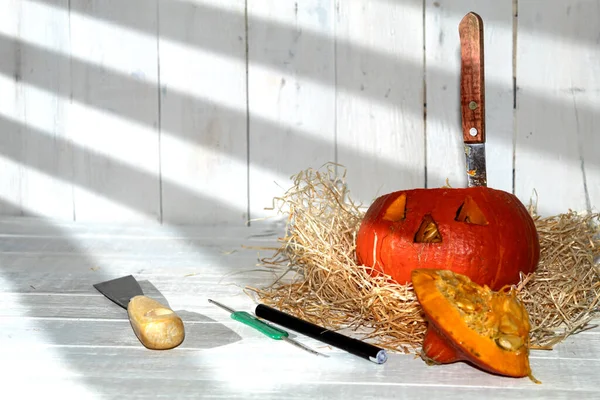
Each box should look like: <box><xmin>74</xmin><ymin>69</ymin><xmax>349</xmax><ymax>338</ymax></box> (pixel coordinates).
<box><xmin>247</xmin><ymin>163</ymin><xmax>600</xmax><ymax>353</ymax></box>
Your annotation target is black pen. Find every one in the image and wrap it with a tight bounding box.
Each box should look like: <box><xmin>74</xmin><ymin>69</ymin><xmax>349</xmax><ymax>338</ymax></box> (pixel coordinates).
<box><xmin>255</xmin><ymin>303</ymin><xmax>388</xmax><ymax>364</ymax></box>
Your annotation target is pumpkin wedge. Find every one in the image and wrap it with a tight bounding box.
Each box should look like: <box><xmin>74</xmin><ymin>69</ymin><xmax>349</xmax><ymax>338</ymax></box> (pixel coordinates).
<box><xmin>411</xmin><ymin>268</ymin><xmax>533</xmax><ymax>379</ymax></box>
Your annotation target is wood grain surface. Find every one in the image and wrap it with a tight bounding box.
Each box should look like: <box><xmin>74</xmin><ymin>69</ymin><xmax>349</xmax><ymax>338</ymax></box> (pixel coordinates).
<box><xmin>0</xmin><ymin>218</ymin><xmax>598</xmax><ymax>399</ymax></box>
<box><xmin>0</xmin><ymin>1</ymin><xmax>597</xmax><ymax>222</ymax></box>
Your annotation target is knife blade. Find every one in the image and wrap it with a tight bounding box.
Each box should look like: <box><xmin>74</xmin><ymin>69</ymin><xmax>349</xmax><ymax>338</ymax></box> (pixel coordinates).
<box><xmin>93</xmin><ymin>275</ymin><xmax>185</xmax><ymax>350</ymax></box>
<box><xmin>459</xmin><ymin>12</ymin><xmax>487</xmax><ymax>187</ymax></box>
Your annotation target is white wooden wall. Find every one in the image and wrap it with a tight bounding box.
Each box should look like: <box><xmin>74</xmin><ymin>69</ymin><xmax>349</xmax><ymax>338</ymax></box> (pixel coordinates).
<box><xmin>0</xmin><ymin>0</ymin><xmax>597</xmax><ymax>225</ymax></box>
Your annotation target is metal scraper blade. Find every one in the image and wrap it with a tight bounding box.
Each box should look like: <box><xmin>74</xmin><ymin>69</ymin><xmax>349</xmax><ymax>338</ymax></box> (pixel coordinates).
<box><xmin>464</xmin><ymin>143</ymin><xmax>487</xmax><ymax>187</ymax></box>
<box><xmin>93</xmin><ymin>275</ymin><xmax>144</xmax><ymax>309</ymax></box>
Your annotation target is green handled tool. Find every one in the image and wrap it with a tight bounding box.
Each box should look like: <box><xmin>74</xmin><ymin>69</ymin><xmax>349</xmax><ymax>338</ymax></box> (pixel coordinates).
<box><xmin>208</xmin><ymin>299</ymin><xmax>326</xmax><ymax>357</ymax></box>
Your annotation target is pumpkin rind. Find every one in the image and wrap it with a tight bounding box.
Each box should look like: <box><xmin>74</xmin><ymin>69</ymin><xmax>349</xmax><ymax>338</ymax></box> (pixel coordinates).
<box><xmin>356</xmin><ymin>187</ymin><xmax>540</xmax><ymax>290</ymax></box>
<box><xmin>412</xmin><ymin>268</ymin><xmax>532</xmax><ymax>378</ymax></box>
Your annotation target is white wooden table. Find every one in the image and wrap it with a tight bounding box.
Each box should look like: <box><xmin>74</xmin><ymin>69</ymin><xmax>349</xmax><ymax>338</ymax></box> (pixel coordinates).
<box><xmin>1</xmin><ymin>217</ymin><xmax>598</xmax><ymax>399</ymax></box>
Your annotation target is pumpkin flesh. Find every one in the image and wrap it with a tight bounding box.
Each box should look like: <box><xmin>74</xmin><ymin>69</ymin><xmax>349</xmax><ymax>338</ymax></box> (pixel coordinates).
<box><xmin>411</xmin><ymin>268</ymin><xmax>532</xmax><ymax>378</ymax></box>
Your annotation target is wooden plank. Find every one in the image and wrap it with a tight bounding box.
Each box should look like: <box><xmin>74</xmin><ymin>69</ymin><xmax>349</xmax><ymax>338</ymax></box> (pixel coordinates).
<box><xmin>0</xmin><ymin>247</ymin><xmax>281</xmax><ymax>296</ymax></box>
<box><xmin>0</xmin><ymin>220</ymin><xmax>599</xmax><ymax>398</ymax></box>
<box><xmin>158</xmin><ymin>0</ymin><xmax>248</xmax><ymax>225</ymax></box>
<box><xmin>0</xmin><ymin>1</ymin><xmax>23</xmax><ymax>215</ymax></box>
<box><xmin>0</xmin><ymin>271</ymin><xmax>279</xmax><ymax>298</ymax></box>
<box><xmin>2</xmin><ymin>322</ymin><xmax>600</xmax><ymax>392</ymax></box>
<box><xmin>0</xmin><ymin>219</ymin><xmax>283</xmax><ymax>295</ymax></box>
<box><xmin>0</xmin><ymin>93</ymin><xmax>166</xmax><ymax>223</ymax></box>
<box><xmin>0</xmin><ymin>235</ymin><xmax>275</xmax><ymax>255</ymax></box>
<box><xmin>2</xmin><ymin>373</ymin><xmax>600</xmax><ymax>400</ymax></box>
<box><xmin>0</xmin><ymin>262</ymin><xmax>282</xmax><ymax>299</ymax></box>
<box><xmin>0</xmin><ymin>250</ymin><xmax>274</xmax><ymax>278</ymax></box>
<box><xmin>17</xmin><ymin>0</ymin><xmax>334</xmax><ymax>225</ymax></box>
<box><xmin>68</xmin><ymin>0</ymin><xmax>161</xmax><ymax>222</ymax></box>
<box><xmin>582</xmin><ymin>112</ymin><xmax>600</xmax><ymax>213</ymax></box>
<box><xmin>0</xmin><ymin>293</ymin><xmax>261</xmax><ymax>320</ymax></box>
<box><xmin>1</xmin><ymin>317</ymin><xmax>244</xmax><ymax>350</ymax></box>
<box><xmin>565</xmin><ymin>3</ymin><xmax>600</xmax><ymax>212</ymax></box>
<box><xmin>425</xmin><ymin>1</ymin><xmax>513</xmax><ymax>191</ymax></box>
<box><xmin>336</xmin><ymin>0</ymin><xmax>425</xmax><ymax>205</ymax></box>
<box><xmin>247</xmin><ymin>0</ymin><xmax>336</xmax><ymax>221</ymax></box>
<box><xmin>3</xmin><ymin>293</ymin><xmax>600</xmax><ymax>362</ymax></box>
<box><xmin>515</xmin><ymin>1</ymin><xmax>592</xmax><ymax>215</ymax></box>
<box><xmin>0</xmin><ymin>216</ymin><xmax>279</xmax><ymax>239</ymax></box>
<box><xmin>9</xmin><ymin>0</ymin><xmax>73</xmax><ymax>218</ymax></box>
<box><xmin>1</xmin><ymin>1</ymin><xmax>250</xmax><ymax>225</ymax></box>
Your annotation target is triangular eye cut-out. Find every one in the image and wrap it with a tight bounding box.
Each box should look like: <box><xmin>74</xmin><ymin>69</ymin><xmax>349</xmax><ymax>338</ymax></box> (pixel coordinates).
<box><xmin>414</xmin><ymin>214</ymin><xmax>442</xmax><ymax>243</ymax></box>
<box><xmin>455</xmin><ymin>196</ymin><xmax>489</xmax><ymax>225</ymax></box>
<box><xmin>383</xmin><ymin>193</ymin><xmax>406</xmax><ymax>222</ymax></box>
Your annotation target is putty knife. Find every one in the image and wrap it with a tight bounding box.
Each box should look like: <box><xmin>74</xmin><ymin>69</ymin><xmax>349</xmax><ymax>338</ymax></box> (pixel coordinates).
<box><xmin>93</xmin><ymin>275</ymin><xmax>185</xmax><ymax>350</ymax></box>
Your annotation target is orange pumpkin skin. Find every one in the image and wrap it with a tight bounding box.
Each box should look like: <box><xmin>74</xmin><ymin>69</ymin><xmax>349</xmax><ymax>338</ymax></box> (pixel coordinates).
<box><xmin>411</xmin><ymin>269</ymin><xmax>532</xmax><ymax>378</ymax></box>
<box><xmin>356</xmin><ymin>187</ymin><xmax>540</xmax><ymax>290</ymax></box>
<box><xmin>421</xmin><ymin>327</ymin><xmax>461</xmax><ymax>364</ymax></box>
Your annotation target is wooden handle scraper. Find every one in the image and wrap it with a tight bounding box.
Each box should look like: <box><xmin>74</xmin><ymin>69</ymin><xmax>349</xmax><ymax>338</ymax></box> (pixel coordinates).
<box><xmin>94</xmin><ymin>275</ymin><xmax>185</xmax><ymax>350</ymax></box>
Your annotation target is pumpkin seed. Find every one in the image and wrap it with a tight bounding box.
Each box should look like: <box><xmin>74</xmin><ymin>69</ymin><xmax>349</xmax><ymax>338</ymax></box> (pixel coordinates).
<box><xmin>443</xmin><ymin>285</ymin><xmax>457</xmax><ymax>299</ymax></box>
<box><xmin>503</xmin><ymin>296</ymin><xmax>525</xmax><ymax>320</ymax></box>
<box><xmin>499</xmin><ymin>314</ymin><xmax>519</xmax><ymax>334</ymax></box>
<box><xmin>455</xmin><ymin>298</ymin><xmax>475</xmax><ymax>312</ymax></box>
<box><xmin>415</xmin><ymin>216</ymin><xmax>442</xmax><ymax>243</ymax></box>
<box><xmin>496</xmin><ymin>334</ymin><xmax>523</xmax><ymax>351</ymax></box>
<box><xmin>422</xmin><ymin>222</ymin><xmax>441</xmax><ymax>242</ymax></box>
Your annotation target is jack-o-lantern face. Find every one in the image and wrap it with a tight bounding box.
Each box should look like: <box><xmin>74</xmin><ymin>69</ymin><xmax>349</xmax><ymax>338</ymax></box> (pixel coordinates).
<box><xmin>355</xmin><ymin>187</ymin><xmax>540</xmax><ymax>290</ymax></box>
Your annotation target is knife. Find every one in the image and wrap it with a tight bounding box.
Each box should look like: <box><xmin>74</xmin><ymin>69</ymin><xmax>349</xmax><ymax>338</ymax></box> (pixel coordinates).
<box><xmin>93</xmin><ymin>275</ymin><xmax>185</xmax><ymax>350</ymax></box>
<box><xmin>459</xmin><ymin>12</ymin><xmax>487</xmax><ymax>187</ymax></box>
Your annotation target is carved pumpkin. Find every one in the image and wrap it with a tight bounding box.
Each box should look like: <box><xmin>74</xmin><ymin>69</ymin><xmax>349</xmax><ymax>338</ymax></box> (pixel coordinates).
<box><xmin>355</xmin><ymin>187</ymin><xmax>540</xmax><ymax>290</ymax></box>
<box><xmin>411</xmin><ymin>268</ymin><xmax>532</xmax><ymax>378</ymax></box>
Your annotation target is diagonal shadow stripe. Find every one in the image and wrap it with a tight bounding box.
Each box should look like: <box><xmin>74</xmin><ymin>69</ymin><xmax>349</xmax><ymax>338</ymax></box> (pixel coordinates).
<box><xmin>0</xmin><ymin>198</ymin><xmax>24</xmax><ymax>216</ymax></box>
<box><xmin>0</xmin><ymin>112</ymin><xmax>448</xmax><ymax>224</ymax></box>
<box><xmin>0</xmin><ymin>33</ymin><xmax>426</xmax><ymax>181</ymax></box>
<box><xmin>29</xmin><ymin>0</ymin><xmax>422</xmax><ymax>109</ymax></box>
<box><xmin>0</xmin><ymin>31</ymin><xmax>597</xmax><ymax>175</ymax></box>
<box><xmin>27</xmin><ymin>0</ymin><xmax>600</xmax><ymax>106</ymax></box>
<box><xmin>0</xmin><ymin>196</ymin><xmax>245</xmax><ymax>397</ymax></box>
<box><xmin>0</xmin><ymin>113</ymin><xmax>247</xmax><ymax>224</ymax></box>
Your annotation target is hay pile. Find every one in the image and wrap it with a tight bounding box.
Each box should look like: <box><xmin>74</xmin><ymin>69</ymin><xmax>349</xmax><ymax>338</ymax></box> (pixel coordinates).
<box><xmin>247</xmin><ymin>163</ymin><xmax>600</xmax><ymax>353</ymax></box>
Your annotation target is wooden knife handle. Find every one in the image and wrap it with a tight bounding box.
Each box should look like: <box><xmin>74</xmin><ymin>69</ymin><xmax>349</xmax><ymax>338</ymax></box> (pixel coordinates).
<box><xmin>127</xmin><ymin>295</ymin><xmax>185</xmax><ymax>350</ymax></box>
<box><xmin>459</xmin><ymin>12</ymin><xmax>485</xmax><ymax>144</ymax></box>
